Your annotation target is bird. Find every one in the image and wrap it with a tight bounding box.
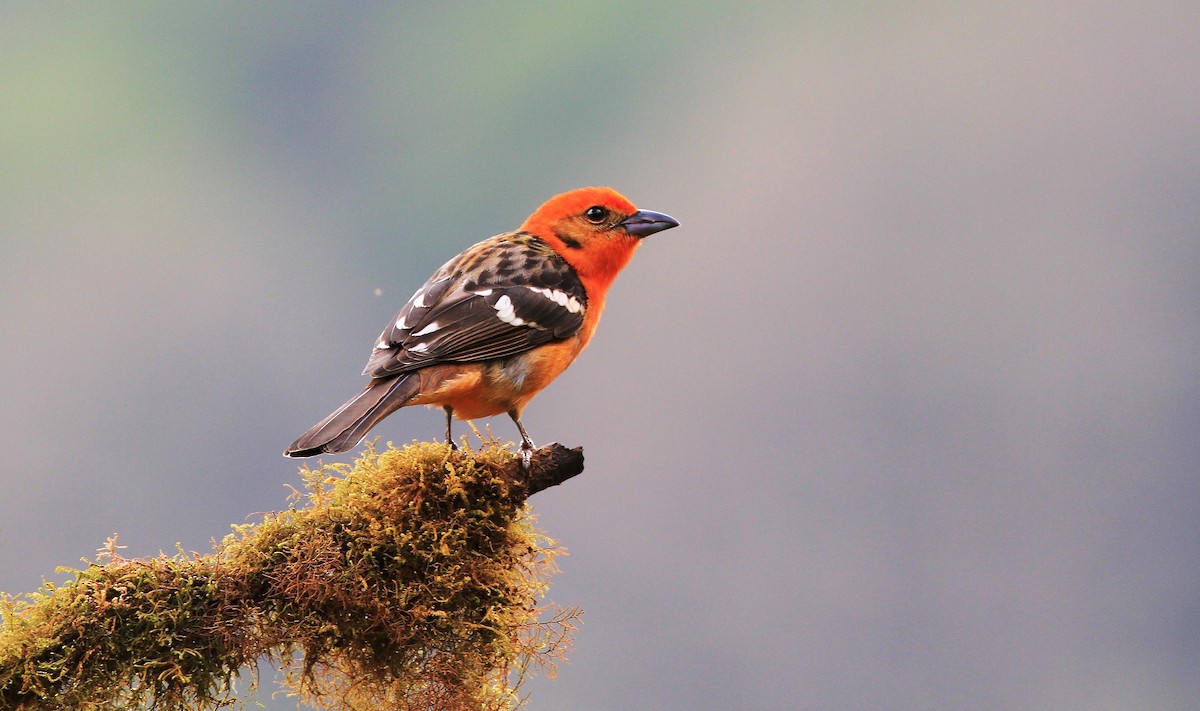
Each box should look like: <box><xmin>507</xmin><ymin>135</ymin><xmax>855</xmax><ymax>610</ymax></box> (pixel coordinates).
<box><xmin>284</xmin><ymin>186</ymin><xmax>679</xmax><ymax>465</ymax></box>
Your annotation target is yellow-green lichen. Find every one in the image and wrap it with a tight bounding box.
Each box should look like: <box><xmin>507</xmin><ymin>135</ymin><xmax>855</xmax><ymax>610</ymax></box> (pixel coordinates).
<box><xmin>0</xmin><ymin>440</ymin><xmax>578</xmax><ymax>710</ymax></box>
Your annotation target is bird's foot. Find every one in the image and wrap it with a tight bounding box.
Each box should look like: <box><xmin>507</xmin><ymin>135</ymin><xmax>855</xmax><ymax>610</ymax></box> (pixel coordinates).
<box><xmin>519</xmin><ymin>440</ymin><xmax>535</xmax><ymax>471</ymax></box>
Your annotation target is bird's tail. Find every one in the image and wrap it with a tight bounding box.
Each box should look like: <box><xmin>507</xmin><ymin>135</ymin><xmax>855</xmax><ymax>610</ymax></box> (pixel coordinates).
<box><xmin>284</xmin><ymin>374</ymin><xmax>420</xmax><ymax>457</ymax></box>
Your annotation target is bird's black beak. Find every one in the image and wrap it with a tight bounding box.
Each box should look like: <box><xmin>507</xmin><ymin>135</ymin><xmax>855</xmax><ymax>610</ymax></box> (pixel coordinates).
<box><xmin>619</xmin><ymin>209</ymin><xmax>680</xmax><ymax>238</ymax></box>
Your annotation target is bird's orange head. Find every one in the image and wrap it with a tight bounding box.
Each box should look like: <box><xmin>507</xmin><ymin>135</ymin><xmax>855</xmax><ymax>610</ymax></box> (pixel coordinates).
<box><xmin>521</xmin><ymin>186</ymin><xmax>679</xmax><ymax>292</ymax></box>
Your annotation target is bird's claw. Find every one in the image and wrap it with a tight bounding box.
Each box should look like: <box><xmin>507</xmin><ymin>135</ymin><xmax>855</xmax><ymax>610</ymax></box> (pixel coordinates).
<box><xmin>519</xmin><ymin>442</ymin><xmax>534</xmax><ymax>471</ymax></box>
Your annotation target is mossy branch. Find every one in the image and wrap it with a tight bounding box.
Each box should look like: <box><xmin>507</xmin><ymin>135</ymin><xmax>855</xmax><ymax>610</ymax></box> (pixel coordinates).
<box><xmin>0</xmin><ymin>440</ymin><xmax>584</xmax><ymax>710</ymax></box>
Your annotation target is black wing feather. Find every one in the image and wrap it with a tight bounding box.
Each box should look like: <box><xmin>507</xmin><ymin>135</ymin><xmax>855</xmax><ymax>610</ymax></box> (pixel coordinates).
<box><xmin>362</xmin><ymin>234</ymin><xmax>587</xmax><ymax>379</ymax></box>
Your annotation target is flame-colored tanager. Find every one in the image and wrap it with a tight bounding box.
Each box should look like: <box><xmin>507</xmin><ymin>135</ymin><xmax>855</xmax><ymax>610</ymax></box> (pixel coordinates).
<box><xmin>285</xmin><ymin>186</ymin><xmax>679</xmax><ymax>462</ymax></box>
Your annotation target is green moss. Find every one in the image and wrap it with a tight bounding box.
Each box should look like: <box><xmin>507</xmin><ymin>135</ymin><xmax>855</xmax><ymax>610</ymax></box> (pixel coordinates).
<box><xmin>0</xmin><ymin>440</ymin><xmax>577</xmax><ymax>710</ymax></box>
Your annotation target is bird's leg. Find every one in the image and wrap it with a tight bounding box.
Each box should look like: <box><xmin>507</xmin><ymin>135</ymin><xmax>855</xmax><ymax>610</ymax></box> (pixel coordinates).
<box><xmin>508</xmin><ymin>409</ymin><xmax>535</xmax><ymax>470</ymax></box>
<box><xmin>444</xmin><ymin>406</ymin><xmax>457</xmax><ymax>450</ymax></box>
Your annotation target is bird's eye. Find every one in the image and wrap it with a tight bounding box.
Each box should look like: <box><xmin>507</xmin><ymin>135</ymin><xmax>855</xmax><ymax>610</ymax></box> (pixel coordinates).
<box><xmin>584</xmin><ymin>206</ymin><xmax>607</xmax><ymax>224</ymax></box>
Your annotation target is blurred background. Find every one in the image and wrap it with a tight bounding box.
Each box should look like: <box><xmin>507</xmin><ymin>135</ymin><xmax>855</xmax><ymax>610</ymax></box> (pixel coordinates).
<box><xmin>2</xmin><ymin>2</ymin><xmax>1198</xmax><ymax>709</ymax></box>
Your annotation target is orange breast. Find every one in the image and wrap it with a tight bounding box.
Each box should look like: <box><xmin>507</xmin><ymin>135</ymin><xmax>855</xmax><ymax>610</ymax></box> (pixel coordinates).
<box><xmin>406</xmin><ymin>294</ymin><xmax>606</xmax><ymax>421</ymax></box>
<box><xmin>407</xmin><ymin>331</ymin><xmax>588</xmax><ymax>420</ymax></box>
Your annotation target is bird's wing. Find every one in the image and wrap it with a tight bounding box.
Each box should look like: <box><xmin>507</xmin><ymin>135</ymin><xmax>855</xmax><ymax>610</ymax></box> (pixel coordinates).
<box><xmin>363</xmin><ymin>233</ymin><xmax>587</xmax><ymax>378</ymax></box>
